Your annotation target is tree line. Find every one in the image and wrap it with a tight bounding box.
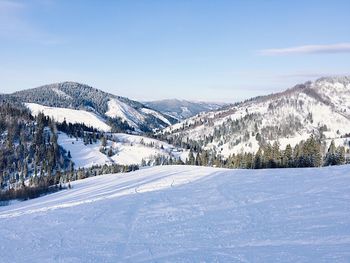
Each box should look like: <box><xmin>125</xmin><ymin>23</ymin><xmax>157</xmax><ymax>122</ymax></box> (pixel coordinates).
<box><xmin>183</xmin><ymin>135</ymin><xmax>347</xmax><ymax>169</ymax></box>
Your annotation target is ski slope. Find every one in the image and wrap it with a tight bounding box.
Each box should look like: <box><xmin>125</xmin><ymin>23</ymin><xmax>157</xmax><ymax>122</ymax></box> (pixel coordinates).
<box><xmin>1</xmin><ymin>165</ymin><xmax>350</xmax><ymax>262</ymax></box>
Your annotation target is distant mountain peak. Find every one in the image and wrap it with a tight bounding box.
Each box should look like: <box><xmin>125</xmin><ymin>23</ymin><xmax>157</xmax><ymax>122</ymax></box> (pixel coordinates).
<box><xmin>144</xmin><ymin>99</ymin><xmax>227</xmax><ymax>121</ymax></box>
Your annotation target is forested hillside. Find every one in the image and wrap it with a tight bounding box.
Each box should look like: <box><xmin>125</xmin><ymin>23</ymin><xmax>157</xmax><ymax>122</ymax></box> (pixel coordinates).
<box><xmin>10</xmin><ymin>82</ymin><xmax>177</xmax><ymax>133</ymax></box>
<box><xmin>0</xmin><ymin>101</ymin><xmax>138</xmax><ymax>202</ymax></box>
<box><xmin>161</xmin><ymin>76</ymin><xmax>350</xmax><ymax>166</ymax></box>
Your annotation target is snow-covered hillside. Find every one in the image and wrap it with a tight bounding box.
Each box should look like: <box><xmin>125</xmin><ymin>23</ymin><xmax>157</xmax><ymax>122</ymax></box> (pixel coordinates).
<box><xmin>12</xmin><ymin>82</ymin><xmax>177</xmax><ymax>133</ymax></box>
<box><xmin>1</xmin><ymin>165</ymin><xmax>350</xmax><ymax>262</ymax></box>
<box><xmin>106</xmin><ymin>98</ymin><xmax>172</xmax><ymax>129</ymax></box>
<box><xmin>26</xmin><ymin>103</ymin><xmax>112</xmax><ymax>132</ymax></box>
<box><xmin>164</xmin><ymin>76</ymin><xmax>350</xmax><ymax>156</ymax></box>
<box><xmin>58</xmin><ymin>132</ymin><xmax>188</xmax><ymax>168</ymax></box>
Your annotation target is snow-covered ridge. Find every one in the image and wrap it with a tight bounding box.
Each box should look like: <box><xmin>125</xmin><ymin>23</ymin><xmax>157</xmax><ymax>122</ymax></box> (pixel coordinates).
<box><xmin>105</xmin><ymin>98</ymin><xmax>146</xmax><ymax>129</ymax></box>
<box><xmin>1</xmin><ymin>165</ymin><xmax>350</xmax><ymax>261</ymax></box>
<box><xmin>140</xmin><ymin>108</ymin><xmax>172</xmax><ymax>126</ymax></box>
<box><xmin>163</xmin><ymin>76</ymin><xmax>350</xmax><ymax>156</ymax></box>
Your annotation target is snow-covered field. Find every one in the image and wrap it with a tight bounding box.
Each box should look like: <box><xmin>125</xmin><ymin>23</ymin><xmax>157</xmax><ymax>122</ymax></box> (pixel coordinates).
<box><xmin>58</xmin><ymin>132</ymin><xmax>188</xmax><ymax>167</ymax></box>
<box><xmin>1</xmin><ymin>165</ymin><xmax>350</xmax><ymax>262</ymax></box>
<box><xmin>57</xmin><ymin>133</ymin><xmax>112</xmax><ymax>168</ymax></box>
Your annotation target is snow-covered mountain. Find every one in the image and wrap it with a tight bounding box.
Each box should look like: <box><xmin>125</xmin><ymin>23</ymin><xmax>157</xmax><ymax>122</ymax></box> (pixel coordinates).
<box><xmin>1</xmin><ymin>165</ymin><xmax>350</xmax><ymax>262</ymax></box>
<box><xmin>144</xmin><ymin>99</ymin><xmax>226</xmax><ymax>121</ymax></box>
<box><xmin>163</xmin><ymin>76</ymin><xmax>350</xmax><ymax>156</ymax></box>
<box><xmin>10</xmin><ymin>82</ymin><xmax>177</xmax><ymax>133</ymax></box>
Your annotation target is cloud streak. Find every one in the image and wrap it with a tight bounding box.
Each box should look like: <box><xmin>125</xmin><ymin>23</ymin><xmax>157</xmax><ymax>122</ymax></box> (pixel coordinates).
<box><xmin>260</xmin><ymin>43</ymin><xmax>350</xmax><ymax>55</ymax></box>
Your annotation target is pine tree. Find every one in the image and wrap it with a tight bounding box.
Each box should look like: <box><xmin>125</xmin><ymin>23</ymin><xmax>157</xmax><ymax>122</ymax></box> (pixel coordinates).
<box><xmin>303</xmin><ymin>135</ymin><xmax>322</xmax><ymax>167</ymax></box>
<box><xmin>23</xmin><ymin>160</ymin><xmax>28</xmax><ymax>179</ymax></box>
<box><xmin>107</xmin><ymin>148</ymin><xmax>113</xmax><ymax>157</ymax></box>
<box><xmin>272</xmin><ymin>141</ymin><xmax>281</xmax><ymax>168</ymax></box>
<box><xmin>244</xmin><ymin>153</ymin><xmax>253</xmax><ymax>169</ymax></box>
<box><xmin>101</xmin><ymin>136</ymin><xmax>107</xmax><ymax>147</ymax></box>
<box><xmin>263</xmin><ymin>143</ymin><xmax>273</xmax><ymax>168</ymax></box>
<box><xmin>200</xmin><ymin>151</ymin><xmax>209</xmax><ymax>166</ymax></box>
<box><xmin>336</xmin><ymin>146</ymin><xmax>345</xmax><ymax>165</ymax></box>
<box><xmin>187</xmin><ymin>150</ymin><xmax>195</xmax><ymax>165</ymax></box>
<box><xmin>283</xmin><ymin>144</ymin><xmax>293</xmax><ymax>168</ymax></box>
<box><xmin>195</xmin><ymin>153</ymin><xmax>201</xmax><ymax>166</ymax></box>
<box><xmin>0</xmin><ymin>172</ymin><xmax>3</xmax><ymax>188</ymax></box>
<box><xmin>325</xmin><ymin>140</ymin><xmax>337</xmax><ymax>166</ymax></box>
<box><xmin>253</xmin><ymin>147</ymin><xmax>263</xmax><ymax>169</ymax></box>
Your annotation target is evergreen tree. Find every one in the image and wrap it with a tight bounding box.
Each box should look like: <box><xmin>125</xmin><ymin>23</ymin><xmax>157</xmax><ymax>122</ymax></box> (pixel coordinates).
<box><xmin>253</xmin><ymin>147</ymin><xmax>263</xmax><ymax>169</ymax></box>
<box><xmin>335</xmin><ymin>146</ymin><xmax>345</xmax><ymax>165</ymax></box>
<box><xmin>187</xmin><ymin>150</ymin><xmax>195</xmax><ymax>165</ymax></box>
<box><xmin>283</xmin><ymin>144</ymin><xmax>293</xmax><ymax>168</ymax></box>
<box><xmin>107</xmin><ymin>148</ymin><xmax>113</xmax><ymax>157</ymax></box>
<box><xmin>271</xmin><ymin>141</ymin><xmax>281</xmax><ymax>168</ymax></box>
<box><xmin>325</xmin><ymin>140</ymin><xmax>337</xmax><ymax>166</ymax></box>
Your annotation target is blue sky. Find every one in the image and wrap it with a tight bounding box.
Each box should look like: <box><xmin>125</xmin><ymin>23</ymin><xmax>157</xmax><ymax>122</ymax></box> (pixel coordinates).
<box><xmin>1</xmin><ymin>0</ymin><xmax>350</xmax><ymax>102</ymax></box>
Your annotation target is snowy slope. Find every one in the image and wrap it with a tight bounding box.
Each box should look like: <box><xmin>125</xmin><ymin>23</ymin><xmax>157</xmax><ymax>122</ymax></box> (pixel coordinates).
<box><xmin>106</xmin><ymin>98</ymin><xmax>146</xmax><ymax>129</ymax></box>
<box><xmin>105</xmin><ymin>98</ymin><xmax>173</xmax><ymax>130</ymax></box>
<box><xmin>1</xmin><ymin>165</ymin><xmax>350</xmax><ymax>262</ymax></box>
<box><xmin>57</xmin><ymin>133</ymin><xmax>112</xmax><ymax>168</ymax></box>
<box><xmin>58</xmin><ymin>132</ymin><xmax>188</xmax><ymax>168</ymax></box>
<box><xmin>164</xmin><ymin>76</ymin><xmax>350</xmax><ymax>156</ymax></box>
<box><xmin>26</xmin><ymin>103</ymin><xmax>111</xmax><ymax>132</ymax></box>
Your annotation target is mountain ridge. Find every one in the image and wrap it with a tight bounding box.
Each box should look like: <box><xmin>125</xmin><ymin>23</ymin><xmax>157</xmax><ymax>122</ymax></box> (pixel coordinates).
<box><xmin>8</xmin><ymin>81</ymin><xmax>178</xmax><ymax>133</ymax></box>
<box><xmin>144</xmin><ymin>98</ymin><xmax>226</xmax><ymax>121</ymax></box>
<box><xmin>162</xmin><ymin>76</ymin><xmax>350</xmax><ymax>156</ymax></box>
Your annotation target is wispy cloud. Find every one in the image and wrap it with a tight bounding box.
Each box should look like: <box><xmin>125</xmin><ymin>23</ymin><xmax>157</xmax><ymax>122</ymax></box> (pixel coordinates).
<box><xmin>259</xmin><ymin>43</ymin><xmax>350</xmax><ymax>55</ymax></box>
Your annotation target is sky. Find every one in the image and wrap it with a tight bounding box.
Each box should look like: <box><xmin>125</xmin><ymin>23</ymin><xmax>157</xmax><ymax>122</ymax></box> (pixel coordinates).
<box><xmin>0</xmin><ymin>0</ymin><xmax>350</xmax><ymax>102</ymax></box>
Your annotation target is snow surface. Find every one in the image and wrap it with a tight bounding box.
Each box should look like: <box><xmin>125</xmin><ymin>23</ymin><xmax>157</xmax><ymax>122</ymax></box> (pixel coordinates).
<box><xmin>109</xmin><ymin>133</ymin><xmax>188</xmax><ymax>165</ymax></box>
<box><xmin>58</xmin><ymin>132</ymin><xmax>188</xmax><ymax>168</ymax></box>
<box><xmin>1</xmin><ymin>165</ymin><xmax>350</xmax><ymax>262</ymax></box>
<box><xmin>26</xmin><ymin>103</ymin><xmax>111</xmax><ymax>132</ymax></box>
<box><xmin>57</xmin><ymin>133</ymin><xmax>112</xmax><ymax>168</ymax></box>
